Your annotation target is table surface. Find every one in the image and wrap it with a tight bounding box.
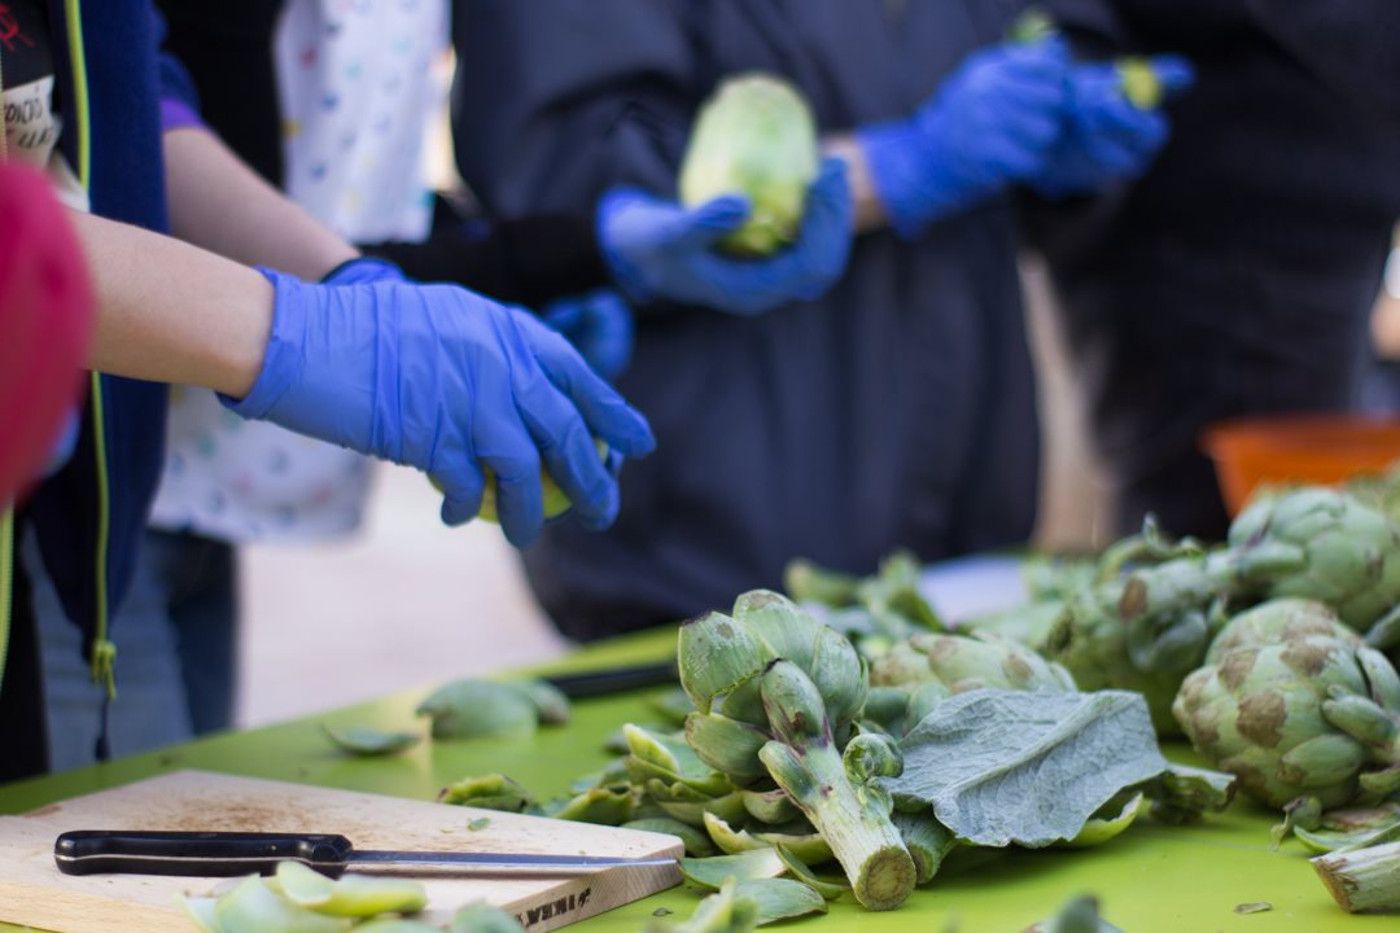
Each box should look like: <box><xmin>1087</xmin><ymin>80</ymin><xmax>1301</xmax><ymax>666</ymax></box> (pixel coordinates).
<box><xmin>0</xmin><ymin>626</ymin><xmax>1390</xmax><ymax>932</ymax></box>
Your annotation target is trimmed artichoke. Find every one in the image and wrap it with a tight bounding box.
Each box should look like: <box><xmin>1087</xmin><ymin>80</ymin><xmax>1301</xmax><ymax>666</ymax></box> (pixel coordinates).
<box><xmin>678</xmin><ymin>73</ymin><xmax>818</xmax><ymax>256</ymax></box>
<box><xmin>1173</xmin><ymin>606</ymin><xmax>1400</xmax><ymax>810</ymax></box>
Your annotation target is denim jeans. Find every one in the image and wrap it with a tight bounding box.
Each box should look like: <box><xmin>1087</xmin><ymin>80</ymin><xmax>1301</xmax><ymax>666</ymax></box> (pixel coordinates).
<box><xmin>30</xmin><ymin>528</ymin><xmax>237</xmax><ymax>772</ymax></box>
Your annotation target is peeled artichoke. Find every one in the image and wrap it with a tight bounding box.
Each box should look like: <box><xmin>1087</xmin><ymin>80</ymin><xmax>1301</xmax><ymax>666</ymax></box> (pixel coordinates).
<box><xmin>679</xmin><ymin>74</ymin><xmax>818</xmax><ymax>256</ymax></box>
<box><xmin>1173</xmin><ymin>601</ymin><xmax>1400</xmax><ymax>810</ymax></box>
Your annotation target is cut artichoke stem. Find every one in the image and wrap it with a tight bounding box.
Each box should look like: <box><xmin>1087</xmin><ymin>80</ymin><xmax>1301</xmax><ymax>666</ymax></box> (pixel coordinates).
<box><xmin>1312</xmin><ymin>840</ymin><xmax>1400</xmax><ymax>913</ymax></box>
<box><xmin>757</xmin><ymin>661</ymin><xmax>914</xmax><ymax>911</ymax></box>
<box><xmin>891</xmin><ymin>810</ymin><xmax>955</xmax><ymax>885</ymax></box>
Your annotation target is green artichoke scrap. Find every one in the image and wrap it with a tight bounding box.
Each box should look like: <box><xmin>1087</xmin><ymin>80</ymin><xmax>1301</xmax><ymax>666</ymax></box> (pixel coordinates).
<box><xmin>1173</xmin><ymin>599</ymin><xmax>1400</xmax><ymax>810</ymax></box>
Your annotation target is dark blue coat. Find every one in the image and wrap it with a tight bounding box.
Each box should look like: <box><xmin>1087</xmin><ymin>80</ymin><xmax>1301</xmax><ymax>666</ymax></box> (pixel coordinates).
<box><xmin>453</xmin><ymin>0</ymin><xmax>1040</xmax><ymax>639</ymax></box>
<box><xmin>26</xmin><ymin>1</ymin><xmax>195</xmax><ymax>666</ymax></box>
<box><xmin>1028</xmin><ymin>0</ymin><xmax>1400</xmax><ymax>538</ymax></box>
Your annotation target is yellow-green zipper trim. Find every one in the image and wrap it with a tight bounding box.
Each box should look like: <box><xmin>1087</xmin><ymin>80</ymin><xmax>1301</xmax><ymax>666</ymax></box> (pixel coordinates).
<box><xmin>63</xmin><ymin>0</ymin><xmax>115</xmax><ymax>697</ymax></box>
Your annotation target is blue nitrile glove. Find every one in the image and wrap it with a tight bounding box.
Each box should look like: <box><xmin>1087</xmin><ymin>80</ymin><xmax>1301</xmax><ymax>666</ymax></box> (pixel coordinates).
<box><xmin>542</xmin><ymin>289</ymin><xmax>635</xmax><ymax>381</ymax></box>
<box><xmin>597</xmin><ymin>157</ymin><xmax>852</xmax><ymax>316</ymax></box>
<box><xmin>224</xmin><ymin>269</ymin><xmax>656</xmax><ymax>548</ymax></box>
<box><xmin>321</xmin><ymin>256</ymin><xmax>409</xmax><ymax>285</ymax></box>
<box><xmin>1030</xmin><ymin>55</ymin><xmax>1195</xmax><ymax>198</ymax></box>
<box><xmin>857</xmin><ymin>39</ymin><xmax>1071</xmax><ymax>236</ymax></box>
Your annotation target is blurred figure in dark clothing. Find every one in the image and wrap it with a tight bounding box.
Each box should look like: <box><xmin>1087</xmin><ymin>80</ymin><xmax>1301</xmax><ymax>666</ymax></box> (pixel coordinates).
<box><xmin>1027</xmin><ymin>0</ymin><xmax>1400</xmax><ymax>538</ymax></box>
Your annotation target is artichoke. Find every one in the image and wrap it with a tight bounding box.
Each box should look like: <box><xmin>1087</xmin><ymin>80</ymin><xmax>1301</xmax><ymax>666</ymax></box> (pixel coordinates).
<box><xmin>678</xmin><ymin>73</ymin><xmax>818</xmax><ymax>256</ymax></box>
<box><xmin>1173</xmin><ymin>603</ymin><xmax>1400</xmax><ymax>810</ymax></box>
<box><xmin>1204</xmin><ymin>599</ymin><xmax>1360</xmax><ymax>662</ymax></box>
<box><xmin>676</xmin><ymin>592</ymin><xmax>915</xmax><ymax>910</ymax></box>
<box><xmin>1042</xmin><ymin>581</ymin><xmax>1189</xmax><ymax>736</ymax></box>
<box><xmin>1226</xmin><ymin>488</ymin><xmax>1400</xmax><ymax>635</ymax></box>
<box><xmin>1048</xmin><ymin>490</ymin><xmax>1400</xmax><ymax>734</ymax></box>
<box><xmin>870</xmin><ymin>632</ymin><xmax>1074</xmax><ymax>696</ymax></box>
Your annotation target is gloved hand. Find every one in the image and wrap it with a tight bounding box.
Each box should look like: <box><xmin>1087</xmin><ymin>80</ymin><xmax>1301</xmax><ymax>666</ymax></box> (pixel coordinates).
<box><xmin>857</xmin><ymin>39</ymin><xmax>1071</xmax><ymax>236</ymax></box>
<box><xmin>224</xmin><ymin>269</ymin><xmax>656</xmax><ymax>548</ymax></box>
<box><xmin>542</xmin><ymin>289</ymin><xmax>635</xmax><ymax>380</ymax></box>
<box><xmin>1030</xmin><ymin>55</ymin><xmax>1194</xmax><ymax>198</ymax></box>
<box><xmin>597</xmin><ymin>157</ymin><xmax>852</xmax><ymax>316</ymax></box>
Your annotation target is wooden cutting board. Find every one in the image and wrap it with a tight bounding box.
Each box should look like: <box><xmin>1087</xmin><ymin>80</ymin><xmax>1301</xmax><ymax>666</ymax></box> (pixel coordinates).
<box><xmin>0</xmin><ymin>770</ymin><xmax>683</xmax><ymax>932</ymax></box>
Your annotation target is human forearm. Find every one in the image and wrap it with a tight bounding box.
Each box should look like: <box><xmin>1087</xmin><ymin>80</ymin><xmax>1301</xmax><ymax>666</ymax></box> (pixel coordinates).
<box><xmin>77</xmin><ymin>210</ymin><xmax>272</xmax><ymax>398</ymax></box>
<box><xmin>162</xmin><ymin>127</ymin><xmax>356</xmax><ymax>280</ymax></box>
<box><xmin>824</xmin><ymin>135</ymin><xmax>891</xmax><ymax>233</ymax></box>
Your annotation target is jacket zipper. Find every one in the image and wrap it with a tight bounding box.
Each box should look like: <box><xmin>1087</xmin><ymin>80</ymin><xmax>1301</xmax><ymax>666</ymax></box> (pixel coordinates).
<box><xmin>59</xmin><ymin>0</ymin><xmax>115</xmax><ymax>699</ymax></box>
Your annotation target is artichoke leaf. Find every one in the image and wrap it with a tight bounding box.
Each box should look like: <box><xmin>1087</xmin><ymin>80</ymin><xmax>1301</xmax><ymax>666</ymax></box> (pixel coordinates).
<box><xmin>887</xmin><ymin>689</ymin><xmax>1167</xmax><ymax>848</ymax></box>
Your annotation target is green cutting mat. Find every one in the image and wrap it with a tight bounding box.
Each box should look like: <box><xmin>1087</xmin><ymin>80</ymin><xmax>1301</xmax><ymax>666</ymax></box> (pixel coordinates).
<box><xmin>0</xmin><ymin>628</ymin><xmax>1389</xmax><ymax>931</ymax></box>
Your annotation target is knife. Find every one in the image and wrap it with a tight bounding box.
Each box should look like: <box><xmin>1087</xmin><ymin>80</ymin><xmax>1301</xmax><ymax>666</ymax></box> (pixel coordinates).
<box><xmin>542</xmin><ymin>660</ymin><xmax>677</xmax><ymax>698</ymax></box>
<box><xmin>54</xmin><ymin>830</ymin><xmax>678</xmax><ymax>879</ymax></box>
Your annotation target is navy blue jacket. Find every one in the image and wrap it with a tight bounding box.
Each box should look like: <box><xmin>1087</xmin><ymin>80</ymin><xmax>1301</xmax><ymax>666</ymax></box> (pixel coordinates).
<box><xmin>1026</xmin><ymin>0</ymin><xmax>1400</xmax><ymax>538</ymax></box>
<box><xmin>454</xmin><ymin>0</ymin><xmax>1039</xmax><ymax>640</ymax></box>
<box><xmin>25</xmin><ymin>2</ymin><xmax>196</xmax><ymax>662</ymax></box>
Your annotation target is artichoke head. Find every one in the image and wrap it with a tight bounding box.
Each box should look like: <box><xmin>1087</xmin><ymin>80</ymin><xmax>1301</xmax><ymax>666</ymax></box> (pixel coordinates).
<box><xmin>678</xmin><ymin>73</ymin><xmax>818</xmax><ymax>256</ymax></box>
<box><xmin>870</xmin><ymin>631</ymin><xmax>1074</xmax><ymax>695</ymax></box>
<box><xmin>1041</xmin><ymin>582</ymin><xmax>1185</xmax><ymax>736</ymax></box>
<box><xmin>1229</xmin><ymin>489</ymin><xmax>1400</xmax><ymax>635</ymax></box>
<box><xmin>1173</xmin><ymin>625</ymin><xmax>1400</xmax><ymax>809</ymax></box>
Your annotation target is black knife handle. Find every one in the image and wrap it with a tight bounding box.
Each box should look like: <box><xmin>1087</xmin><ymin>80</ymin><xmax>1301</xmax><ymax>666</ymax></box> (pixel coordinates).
<box><xmin>54</xmin><ymin>830</ymin><xmax>353</xmax><ymax>878</ymax></box>
<box><xmin>544</xmin><ymin>661</ymin><xmax>677</xmax><ymax>698</ymax></box>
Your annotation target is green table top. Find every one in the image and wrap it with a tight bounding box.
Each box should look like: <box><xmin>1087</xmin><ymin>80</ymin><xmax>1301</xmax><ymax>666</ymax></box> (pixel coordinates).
<box><xmin>0</xmin><ymin>627</ymin><xmax>1389</xmax><ymax>932</ymax></box>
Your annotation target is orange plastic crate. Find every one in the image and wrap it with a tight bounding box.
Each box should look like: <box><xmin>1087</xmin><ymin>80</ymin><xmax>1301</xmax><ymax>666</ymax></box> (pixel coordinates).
<box><xmin>1202</xmin><ymin>413</ymin><xmax>1400</xmax><ymax>516</ymax></box>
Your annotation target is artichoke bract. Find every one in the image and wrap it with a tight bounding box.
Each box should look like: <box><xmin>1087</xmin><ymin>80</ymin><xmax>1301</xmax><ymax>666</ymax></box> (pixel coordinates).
<box><xmin>678</xmin><ymin>73</ymin><xmax>819</xmax><ymax>256</ymax></box>
<box><xmin>1173</xmin><ymin>602</ymin><xmax>1400</xmax><ymax>810</ymax></box>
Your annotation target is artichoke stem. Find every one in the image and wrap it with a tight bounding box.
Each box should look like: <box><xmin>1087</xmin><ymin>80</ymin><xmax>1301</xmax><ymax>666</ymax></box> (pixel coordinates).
<box><xmin>1312</xmin><ymin>840</ymin><xmax>1400</xmax><ymax>913</ymax></box>
<box><xmin>760</xmin><ymin>741</ymin><xmax>915</xmax><ymax>910</ymax></box>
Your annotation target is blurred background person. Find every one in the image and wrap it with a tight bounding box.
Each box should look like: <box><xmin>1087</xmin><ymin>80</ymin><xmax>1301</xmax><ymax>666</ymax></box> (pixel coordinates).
<box><xmin>453</xmin><ymin>0</ymin><xmax>1187</xmax><ymax>641</ymax></box>
<box><xmin>1025</xmin><ymin>0</ymin><xmax>1400</xmax><ymax>539</ymax></box>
